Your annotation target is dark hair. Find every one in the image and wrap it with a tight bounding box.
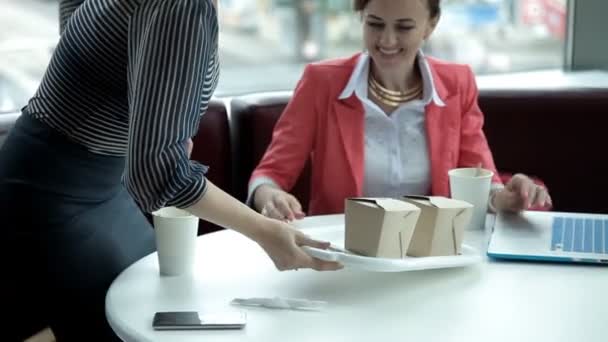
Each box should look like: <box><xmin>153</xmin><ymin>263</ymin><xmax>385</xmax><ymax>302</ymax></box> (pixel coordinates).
<box><xmin>353</xmin><ymin>0</ymin><xmax>441</xmax><ymax>18</ymax></box>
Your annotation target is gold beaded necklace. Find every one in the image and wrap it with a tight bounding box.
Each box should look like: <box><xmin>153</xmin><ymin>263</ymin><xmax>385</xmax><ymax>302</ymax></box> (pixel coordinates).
<box><xmin>368</xmin><ymin>73</ymin><xmax>423</xmax><ymax>107</ymax></box>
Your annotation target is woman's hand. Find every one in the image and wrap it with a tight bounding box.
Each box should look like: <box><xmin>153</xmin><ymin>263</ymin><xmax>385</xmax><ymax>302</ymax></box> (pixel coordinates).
<box><xmin>254</xmin><ymin>185</ymin><xmax>306</xmax><ymax>221</ymax></box>
<box><xmin>492</xmin><ymin>173</ymin><xmax>552</xmax><ymax>212</ymax></box>
<box><xmin>186</xmin><ymin>181</ymin><xmax>340</xmax><ymax>272</ymax></box>
<box><xmin>254</xmin><ymin>217</ymin><xmax>343</xmax><ymax>271</ymax></box>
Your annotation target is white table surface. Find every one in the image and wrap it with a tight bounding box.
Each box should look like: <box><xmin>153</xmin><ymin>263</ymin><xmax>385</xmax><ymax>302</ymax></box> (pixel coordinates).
<box><xmin>106</xmin><ymin>214</ymin><xmax>608</xmax><ymax>342</ymax></box>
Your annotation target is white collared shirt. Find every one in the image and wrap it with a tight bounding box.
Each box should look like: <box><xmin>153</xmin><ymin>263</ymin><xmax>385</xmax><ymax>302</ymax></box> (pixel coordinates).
<box><xmin>339</xmin><ymin>51</ymin><xmax>445</xmax><ymax>198</ymax></box>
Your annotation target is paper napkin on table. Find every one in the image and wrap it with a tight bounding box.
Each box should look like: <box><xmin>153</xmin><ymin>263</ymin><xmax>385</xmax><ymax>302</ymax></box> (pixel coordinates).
<box><xmin>230</xmin><ymin>297</ymin><xmax>327</xmax><ymax>311</ymax></box>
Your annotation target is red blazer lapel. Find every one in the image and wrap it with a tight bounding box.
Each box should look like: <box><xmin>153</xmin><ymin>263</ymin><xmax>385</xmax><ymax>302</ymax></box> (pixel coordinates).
<box><xmin>425</xmin><ymin>96</ymin><xmax>459</xmax><ymax>196</ymax></box>
<box><xmin>425</xmin><ymin>58</ymin><xmax>458</xmax><ymax>197</ymax></box>
<box><xmin>332</xmin><ymin>94</ymin><xmax>365</xmax><ymax>196</ymax></box>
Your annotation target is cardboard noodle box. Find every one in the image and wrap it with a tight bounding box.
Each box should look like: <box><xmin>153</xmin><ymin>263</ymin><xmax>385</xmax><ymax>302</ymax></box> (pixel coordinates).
<box><xmin>345</xmin><ymin>198</ymin><xmax>421</xmax><ymax>259</ymax></box>
<box><xmin>400</xmin><ymin>195</ymin><xmax>473</xmax><ymax>257</ymax></box>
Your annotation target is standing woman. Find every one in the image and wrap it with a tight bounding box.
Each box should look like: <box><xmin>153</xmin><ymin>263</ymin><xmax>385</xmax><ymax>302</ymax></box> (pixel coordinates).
<box><xmin>1</xmin><ymin>0</ymin><xmax>340</xmax><ymax>340</ymax></box>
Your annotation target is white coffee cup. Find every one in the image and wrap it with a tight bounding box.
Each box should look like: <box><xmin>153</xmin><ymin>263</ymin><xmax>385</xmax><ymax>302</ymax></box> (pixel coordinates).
<box><xmin>448</xmin><ymin>167</ymin><xmax>494</xmax><ymax>230</ymax></box>
<box><xmin>152</xmin><ymin>207</ymin><xmax>199</xmax><ymax>276</ymax></box>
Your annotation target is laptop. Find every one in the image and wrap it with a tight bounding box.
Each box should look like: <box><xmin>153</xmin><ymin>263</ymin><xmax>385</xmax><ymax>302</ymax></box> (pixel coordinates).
<box><xmin>487</xmin><ymin>210</ymin><xmax>608</xmax><ymax>264</ymax></box>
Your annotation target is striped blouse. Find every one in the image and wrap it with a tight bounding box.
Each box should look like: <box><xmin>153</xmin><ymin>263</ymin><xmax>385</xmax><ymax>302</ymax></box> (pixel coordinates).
<box><xmin>24</xmin><ymin>0</ymin><xmax>220</xmax><ymax>213</ymax></box>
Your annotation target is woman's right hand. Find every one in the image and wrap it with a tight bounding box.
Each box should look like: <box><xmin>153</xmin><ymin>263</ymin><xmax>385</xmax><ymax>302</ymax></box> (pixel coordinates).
<box><xmin>254</xmin><ymin>185</ymin><xmax>305</xmax><ymax>221</ymax></box>
<box><xmin>254</xmin><ymin>217</ymin><xmax>342</xmax><ymax>271</ymax></box>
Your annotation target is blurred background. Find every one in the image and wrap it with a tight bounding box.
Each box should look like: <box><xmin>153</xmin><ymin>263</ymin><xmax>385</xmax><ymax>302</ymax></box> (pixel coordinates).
<box><xmin>0</xmin><ymin>0</ymin><xmax>567</xmax><ymax>112</ymax></box>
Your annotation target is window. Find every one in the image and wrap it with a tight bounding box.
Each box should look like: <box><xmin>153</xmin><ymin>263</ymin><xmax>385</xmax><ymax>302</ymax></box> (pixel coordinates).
<box><xmin>0</xmin><ymin>0</ymin><xmax>58</xmax><ymax>114</ymax></box>
<box><xmin>216</xmin><ymin>0</ymin><xmax>567</xmax><ymax>95</ymax></box>
<box><xmin>0</xmin><ymin>0</ymin><xmax>568</xmax><ymax>112</ymax></box>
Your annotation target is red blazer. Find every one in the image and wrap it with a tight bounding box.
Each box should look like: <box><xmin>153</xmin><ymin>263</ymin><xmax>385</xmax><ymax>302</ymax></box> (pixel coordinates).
<box><xmin>250</xmin><ymin>53</ymin><xmax>502</xmax><ymax>215</ymax></box>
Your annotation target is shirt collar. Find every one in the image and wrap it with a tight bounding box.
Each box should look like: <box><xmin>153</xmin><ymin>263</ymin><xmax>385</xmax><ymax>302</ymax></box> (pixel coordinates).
<box><xmin>338</xmin><ymin>50</ymin><xmax>445</xmax><ymax>107</ymax></box>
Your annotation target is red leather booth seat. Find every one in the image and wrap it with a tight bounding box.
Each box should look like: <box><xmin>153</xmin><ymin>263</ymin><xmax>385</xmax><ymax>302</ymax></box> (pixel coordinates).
<box><xmin>231</xmin><ymin>88</ymin><xmax>608</xmax><ymax>214</ymax></box>
<box><xmin>479</xmin><ymin>88</ymin><xmax>608</xmax><ymax>213</ymax></box>
<box><xmin>141</xmin><ymin>100</ymin><xmax>232</xmax><ymax>235</ymax></box>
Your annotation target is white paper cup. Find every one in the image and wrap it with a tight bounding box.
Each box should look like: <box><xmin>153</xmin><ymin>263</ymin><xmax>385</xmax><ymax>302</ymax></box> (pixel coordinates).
<box><xmin>152</xmin><ymin>207</ymin><xmax>199</xmax><ymax>276</ymax></box>
<box><xmin>448</xmin><ymin>168</ymin><xmax>493</xmax><ymax>230</ymax></box>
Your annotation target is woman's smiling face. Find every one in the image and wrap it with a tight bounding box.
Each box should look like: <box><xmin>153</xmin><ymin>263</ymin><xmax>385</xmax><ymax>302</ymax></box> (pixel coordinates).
<box><xmin>362</xmin><ymin>0</ymin><xmax>438</xmax><ymax>73</ymax></box>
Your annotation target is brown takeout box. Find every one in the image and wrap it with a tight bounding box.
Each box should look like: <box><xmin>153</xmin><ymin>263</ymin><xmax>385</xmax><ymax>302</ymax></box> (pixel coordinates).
<box><xmin>400</xmin><ymin>195</ymin><xmax>473</xmax><ymax>257</ymax></box>
<box><xmin>344</xmin><ymin>198</ymin><xmax>421</xmax><ymax>259</ymax></box>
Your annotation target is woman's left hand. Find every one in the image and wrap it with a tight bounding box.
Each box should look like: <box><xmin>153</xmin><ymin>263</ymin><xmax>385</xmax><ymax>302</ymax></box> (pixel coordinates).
<box><xmin>492</xmin><ymin>173</ymin><xmax>552</xmax><ymax>212</ymax></box>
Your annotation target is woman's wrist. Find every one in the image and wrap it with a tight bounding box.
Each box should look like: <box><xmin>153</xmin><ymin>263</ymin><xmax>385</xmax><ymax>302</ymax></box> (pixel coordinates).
<box><xmin>253</xmin><ymin>184</ymin><xmax>276</xmax><ymax>211</ymax></box>
<box><xmin>252</xmin><ymin>185</ymin><xmax>265</xmax><ymax>211</ymax></box>
<box><xmin>246</xmin><ymin>214</ymin><xmax>280</xmax><ymax>245</ymax></box>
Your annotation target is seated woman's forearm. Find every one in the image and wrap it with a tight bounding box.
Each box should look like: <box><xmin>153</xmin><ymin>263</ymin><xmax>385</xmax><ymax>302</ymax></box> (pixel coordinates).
<box><xmin>186</xmin><ymin>180</ymin><xmax>269</xmax><ymax>241</ymax></box>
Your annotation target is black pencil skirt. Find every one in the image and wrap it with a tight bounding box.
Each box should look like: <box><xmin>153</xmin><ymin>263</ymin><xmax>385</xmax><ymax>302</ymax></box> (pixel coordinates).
<box><xmin>1</xmin><ymin>113</ymin><xmax>156</xmax><ymax>341</ymax></box>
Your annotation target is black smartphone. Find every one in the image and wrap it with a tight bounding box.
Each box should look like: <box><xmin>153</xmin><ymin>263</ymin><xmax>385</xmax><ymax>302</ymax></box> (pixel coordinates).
<box><xmin>152</xmin><ymin>311</ymin><xmax>247</xmax><ymax>330</ymax></box>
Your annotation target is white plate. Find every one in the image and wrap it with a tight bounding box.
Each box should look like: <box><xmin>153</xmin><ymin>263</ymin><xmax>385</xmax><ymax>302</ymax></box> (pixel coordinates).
<box><xmin>301</xmin><ymin>224</ymin><xmax>482</xmax><ymax>272</ymax></box>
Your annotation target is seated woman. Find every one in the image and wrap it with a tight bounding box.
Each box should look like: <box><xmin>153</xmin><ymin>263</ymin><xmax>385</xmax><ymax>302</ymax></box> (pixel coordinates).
<box><xmin>249</xmin><ymin>0</ymin><xmax>551</xmax><ymax>221</ymax></box>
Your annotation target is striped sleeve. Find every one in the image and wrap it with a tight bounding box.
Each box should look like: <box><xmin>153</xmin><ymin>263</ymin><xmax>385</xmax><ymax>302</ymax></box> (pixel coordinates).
<box><xmin>59</xmin><ymin>0</ymin><xmax>85</xmax><ymax>33</ymax></box>
<box><xmin>125</xmin><ymin>0</ymin><xmax>217</xmax><ymax>213</ymax></box>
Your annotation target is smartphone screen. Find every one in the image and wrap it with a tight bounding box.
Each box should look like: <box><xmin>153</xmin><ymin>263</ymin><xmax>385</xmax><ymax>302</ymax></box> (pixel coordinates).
<box><xmin>152</xmin><ymin>311</ymin><xmax>247</xmax><ymax>330</ymax></box>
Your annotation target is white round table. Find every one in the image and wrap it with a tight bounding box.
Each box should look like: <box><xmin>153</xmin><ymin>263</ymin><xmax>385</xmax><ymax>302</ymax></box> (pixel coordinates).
<box><xmin>106</xmin><ymin>214</ymin><xmax>608</xmax><ymax>342</ymax></box>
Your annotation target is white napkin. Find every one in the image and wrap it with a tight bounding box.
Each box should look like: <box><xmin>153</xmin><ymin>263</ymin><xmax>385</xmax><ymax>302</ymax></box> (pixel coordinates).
<box><xmin>230</xmin><ymin>297</ymin><xmax>327</xmax><ymax>311</ymax></box>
